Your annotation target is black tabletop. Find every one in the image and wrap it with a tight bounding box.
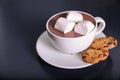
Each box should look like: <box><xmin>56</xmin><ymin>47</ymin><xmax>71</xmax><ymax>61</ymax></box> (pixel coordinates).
<box><xmin>0</xmin><ymin>0</ymin><xmax>120</xmax><ymax>79</ymax></box>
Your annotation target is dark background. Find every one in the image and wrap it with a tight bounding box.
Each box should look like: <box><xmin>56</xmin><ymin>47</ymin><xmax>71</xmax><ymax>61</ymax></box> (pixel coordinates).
<box><xmin>0</xmin><ymin>0</ymin><xmax>120</xmax><ymax>79</ymax></box>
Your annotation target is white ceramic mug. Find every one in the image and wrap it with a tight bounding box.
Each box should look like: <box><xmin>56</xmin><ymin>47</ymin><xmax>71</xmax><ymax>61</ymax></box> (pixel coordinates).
<box><xmin>46</xmin><ymin>11</ymin><xmax>105</xmax><ymax>54</ymax></box>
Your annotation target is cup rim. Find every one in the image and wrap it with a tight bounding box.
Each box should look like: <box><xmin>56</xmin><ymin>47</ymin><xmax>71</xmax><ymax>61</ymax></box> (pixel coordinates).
<box><xmin>46</xmin><ymin>10</ymin><xmax>96</xmax><ymax>39</ymax></box>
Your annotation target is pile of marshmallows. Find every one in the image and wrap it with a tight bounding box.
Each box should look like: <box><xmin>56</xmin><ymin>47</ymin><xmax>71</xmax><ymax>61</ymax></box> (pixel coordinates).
<box><xmin>54</xmin><ymin>12</ymin><xmax>94</xmax><ymax>35</ymax></box>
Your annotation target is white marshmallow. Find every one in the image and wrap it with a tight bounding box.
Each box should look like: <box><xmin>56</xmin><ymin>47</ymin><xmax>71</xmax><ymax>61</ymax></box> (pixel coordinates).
<box><xmin>54</xmin><ymin>17</ymin><xmax>75</xmax><ymax>34</ymax></box>
<box><xmin>66</xmin><ymin>12</ymin><xmax>83</xmax><ymax>22</ymax></box>
<box><xmin>74</xmin><ymin>20</ymin><xmax>94</xmax><ymax>35</ymax></box>
<box><xmin>74</xmin><ymin>22</ymin><xmax>87</xmax><ymax>35</ymax></box>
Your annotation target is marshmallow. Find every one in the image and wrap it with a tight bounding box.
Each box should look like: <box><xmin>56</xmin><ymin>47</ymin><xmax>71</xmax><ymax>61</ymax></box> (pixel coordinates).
<box><xmin>54</xmin><ymin>17</ymin><xmax>75</xmax><ymax>34</ymax></box>
<box><xmin>74</xmin><ymin>22</ymin><xmax>87</xmax><ymax>35</ymax></box>
<box><xmin>66</xmin><ymin>12</ymin><xmax>83</xmax><ymax>22</ymax></box>
<box><xmin>74</xmin><ymin>20</ymin><xmax>94</xmax><ymax>35</ymax></box>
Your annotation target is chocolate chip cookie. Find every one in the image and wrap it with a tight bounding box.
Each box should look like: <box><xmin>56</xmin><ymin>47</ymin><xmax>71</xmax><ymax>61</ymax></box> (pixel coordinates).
<box><xmin>91</xmin><ymin>37</ymin><xmax>117</xmax><ymax>50</ymax></box>
<box><xmin>81</xmin><ymin>48</ymin><xmax>109</xmax><ymax>64</ymax></box>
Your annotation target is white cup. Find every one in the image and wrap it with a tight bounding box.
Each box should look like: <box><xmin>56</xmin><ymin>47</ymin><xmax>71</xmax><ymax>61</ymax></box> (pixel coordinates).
<box><xmin>46</xmin><ymin>11</ymin><xmax>105</xmax><ymax>54</ymax></box>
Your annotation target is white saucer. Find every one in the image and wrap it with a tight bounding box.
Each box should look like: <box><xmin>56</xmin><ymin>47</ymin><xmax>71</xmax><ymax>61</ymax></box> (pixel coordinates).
<box><xmin>36</xmin><ymin>31</ymin><xmax>106</xmax><ymax>69</ymax></box>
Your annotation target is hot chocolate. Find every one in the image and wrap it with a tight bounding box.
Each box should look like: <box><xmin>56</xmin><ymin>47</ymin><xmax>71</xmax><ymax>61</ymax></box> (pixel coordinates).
<box><xmin>46</xmin><ymin>11</ymin><xmax>106</xmax><ymax>53</ymax></box>
<box><xmin>48</xmin><ymin>12</ymin><xmax>95</xmax><ymax>37</ymax></box>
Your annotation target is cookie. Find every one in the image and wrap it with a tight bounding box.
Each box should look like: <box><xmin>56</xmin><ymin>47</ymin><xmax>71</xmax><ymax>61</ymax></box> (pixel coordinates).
<box><xmin>98</xmin><ymin>49</ymin><xmax>109</xmax><ymax>61</ymax></box>
<box><xmin>81</xmin><ymin>49</ymin><xmax>109</xmax><ymax>64</ymax></box>
<box><xmin>91</xmin><ymin>37</ymin><xmax>117</xmax><ymax>50</ymax></box>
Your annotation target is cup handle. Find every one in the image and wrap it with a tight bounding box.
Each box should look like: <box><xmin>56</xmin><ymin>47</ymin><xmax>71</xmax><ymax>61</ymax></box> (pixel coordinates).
<box><xmin>94</xmin><ymin>17</ymin><xmax>106</xmax><ymax>35</ymax></box>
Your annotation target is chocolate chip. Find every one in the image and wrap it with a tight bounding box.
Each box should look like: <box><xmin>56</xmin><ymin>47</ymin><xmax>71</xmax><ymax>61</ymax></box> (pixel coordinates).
<box><xmin>114</xmin><ymin>40</ymin><xmax>117</xmax><ymax>45</ymax></box>
<box><xmin>103</xmin><ymin>53</ymin><xmax>107</xmax><ymax>56</ymax></box>
<box><xmin>91</xmin><ymin>57</ymin><xmax>94</xmax><ymax>60</ymax></box>
<box><xmin>82</xmin><ymin>56</ymin><xmax>86</xmax><ymax>58</ymax></box>
<box><xmin>103</xmin><ymin>45</ymin><xmax>108</xmax><ymax>48</ymax></box>
<box><xmin>107</xmin><ymin>42</ymin><xmax>113</xmax><ymax>45</ymax></box>
<box><xmin>98</xmin><ymin>54</ymin><xmax>103</xmax><ymax>58</ymax></box>
<box><xmin>97</xmin><ymin>48</ymin><xmax>101</xmax><ymax>50</ymax></box>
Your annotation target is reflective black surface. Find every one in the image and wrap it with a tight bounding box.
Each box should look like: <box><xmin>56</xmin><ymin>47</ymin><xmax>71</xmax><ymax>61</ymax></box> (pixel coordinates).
<box><xmin>0</xmin><ymin>0</ymin><xmax>120</xmax><ymax>79</ymax></box>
